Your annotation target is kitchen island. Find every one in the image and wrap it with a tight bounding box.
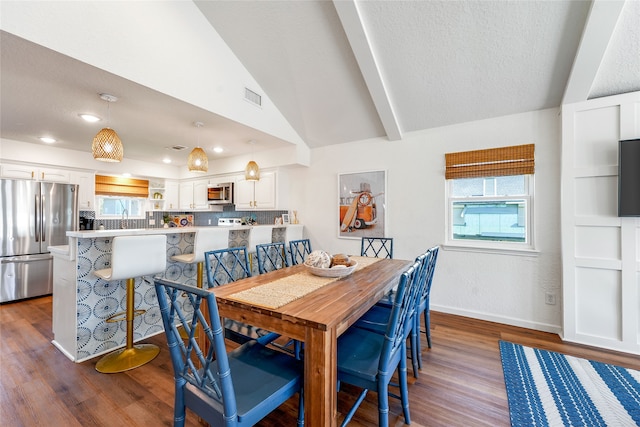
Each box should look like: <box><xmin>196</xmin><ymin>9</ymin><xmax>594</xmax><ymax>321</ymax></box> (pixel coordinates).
<box><xmin>50</xmin><ymin>224</ymin><xmax>303</xmax><ymax>362</ymax></box>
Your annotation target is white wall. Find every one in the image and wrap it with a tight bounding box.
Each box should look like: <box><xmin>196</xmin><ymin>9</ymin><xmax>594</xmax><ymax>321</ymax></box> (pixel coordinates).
<box><xmin>287</xmin><ymin>108</ymin><xmax>563</xmax><ymax>333</ymax></box>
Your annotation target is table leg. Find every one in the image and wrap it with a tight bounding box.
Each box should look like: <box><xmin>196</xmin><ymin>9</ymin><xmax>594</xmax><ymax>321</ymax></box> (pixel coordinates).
<box><xmin>305</xmin><ymin>326</ymin><xmax>338</xmax><ymax>427</ymax></box>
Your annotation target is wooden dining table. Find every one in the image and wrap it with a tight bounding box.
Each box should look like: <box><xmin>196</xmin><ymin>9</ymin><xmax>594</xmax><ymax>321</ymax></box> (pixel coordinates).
<box><xmin>209</xmin><ymin>256</ymin><xmax>412</xmax><ymax>427</ymax></box>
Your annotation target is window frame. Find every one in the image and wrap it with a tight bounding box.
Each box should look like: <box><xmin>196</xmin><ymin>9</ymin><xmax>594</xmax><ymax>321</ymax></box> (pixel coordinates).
<box><xmin>95</xmin><ymin>195</ymin><xmax>146</xmax><ymax>220</ymax></box>
<box><xmin>445</xmin><ymin>174</ymin><xmax>536</xmax><ymax>253</ymax></box>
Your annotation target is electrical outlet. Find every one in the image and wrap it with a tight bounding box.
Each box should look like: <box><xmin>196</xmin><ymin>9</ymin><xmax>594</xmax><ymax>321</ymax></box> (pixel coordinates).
<box><xmin>545</xmin><ymin>292</ymin><xmax>556</xmax><ymax>305</ymax></box>
<box><xmin>149</xmin><ymin>219</ymin><xmax>155</xmax><ymax>226</ymax></box>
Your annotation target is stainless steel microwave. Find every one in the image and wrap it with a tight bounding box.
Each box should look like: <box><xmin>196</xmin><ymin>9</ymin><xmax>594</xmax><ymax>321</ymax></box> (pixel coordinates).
<box><xmin>207</xmin><ymin>182</ymin><xmax>233</xmax><ymax>204</ymax></box>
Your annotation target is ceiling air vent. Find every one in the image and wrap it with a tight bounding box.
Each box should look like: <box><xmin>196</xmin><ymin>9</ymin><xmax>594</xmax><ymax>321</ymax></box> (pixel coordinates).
<box><xmin>170</xmin><ymin>145</ymin><xmax>188</xmax><ymax>151</ymax></box>
<box><xmin>244</xmin><ymin>87</ymin><xmax>262</xmax><ymax>107</ymax></box>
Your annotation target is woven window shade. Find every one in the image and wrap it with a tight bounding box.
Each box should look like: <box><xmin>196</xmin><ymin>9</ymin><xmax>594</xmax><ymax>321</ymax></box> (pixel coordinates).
<box><xmin>95</xmin><ymin>175</ymin><xmax>149</xmax><ymax>197</ymax></box>
<box><xmin>445</xmin><ymin>144</ymin><xmax>535</xmax><ymax>179</ymax></box>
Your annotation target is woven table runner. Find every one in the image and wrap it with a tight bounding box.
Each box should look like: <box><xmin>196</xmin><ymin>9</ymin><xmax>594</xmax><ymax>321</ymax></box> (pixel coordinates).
<box><xmin>227</xmin><ymin>256</ymin><xmax>381</xmax><ymax>309</ymax></box>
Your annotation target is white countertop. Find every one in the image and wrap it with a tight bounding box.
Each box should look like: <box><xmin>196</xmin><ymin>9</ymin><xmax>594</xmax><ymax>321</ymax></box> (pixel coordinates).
<box><xmin>67</xmin><ymin>224</ymin><xmax>292</xmax><ymax>238</ymax></box>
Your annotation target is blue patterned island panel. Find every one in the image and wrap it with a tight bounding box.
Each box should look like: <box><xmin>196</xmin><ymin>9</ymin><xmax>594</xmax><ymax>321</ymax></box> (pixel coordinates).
<box><xmin>73</xmin><ymin>229</ymin><xmax>257</xmax><ymax>362</ymax></box>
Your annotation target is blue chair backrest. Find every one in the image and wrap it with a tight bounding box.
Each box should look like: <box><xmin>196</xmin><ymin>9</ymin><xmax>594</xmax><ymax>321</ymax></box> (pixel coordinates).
<box><xmin>256</xmin><ymin>242</ymin><xmax>289</xmax><ymax>274</ymax></box>
<box><xmin>361</xmin><ymin>237</ymin><xmax>394</xmax><ymax>259</ymax></box>
<box><xmin>154</xmin><ymin>278</ymin><xmax>237</xmax><ymax>421</ymax></box>
<box><xmin>204</xmin><ymin>247</ymin><xmax>251</xmax><ymax>288</ymax></box>
<box><xmin>418</xmin><ymin>246</ymin><xmax>439</xmax><ymax>306</ymax></box>
<box><xmin>379</xmin><ymin>260</ymin><xmax>421</xmax><ymax>369</ymax></box>
<box><xmin>288</xmin><ymin>239</ymin><xmax>312</xmax><ymax>265</ymax></box>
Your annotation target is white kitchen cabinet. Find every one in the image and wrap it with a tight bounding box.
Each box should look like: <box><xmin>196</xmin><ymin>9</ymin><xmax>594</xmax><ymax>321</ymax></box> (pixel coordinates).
<box><xmin>164</xmin><ymin>180</ymin><xmax>179</xmax><ymax>210</ymax></box>
<box><xmin>235</xmin><ymin>171</ymin><xmax>276</xmax><ymax>210</ymax></box>
<box><xmin>179</xmin><ymin>179</ymin><xmax>209</xmax><ymax>210</ymax></box>
<box><xmin>71</xmin><ymin>171</ymin><xmax>95</xmax><ymax>210</ymax></box>
<box><xmin>1</xmin><ymin>163</ymin><xmax>70</xmax><ymax>182</ymax></box>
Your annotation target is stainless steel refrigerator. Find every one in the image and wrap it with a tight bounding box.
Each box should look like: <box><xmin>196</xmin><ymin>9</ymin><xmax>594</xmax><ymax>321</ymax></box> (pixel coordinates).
<box><xmin>0</xmin><ymin>179</ymin><xmax>78</xmax><ymax>303</ymax></box>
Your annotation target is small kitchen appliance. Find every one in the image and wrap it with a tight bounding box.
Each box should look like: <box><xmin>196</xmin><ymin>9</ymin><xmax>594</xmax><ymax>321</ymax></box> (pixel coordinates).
<box><xmin>217</xmin><ymin>218</ymin><xmax>242</xmax><ymax>227</ymax></box>
<box><xmin>208</xmin><ymin>182</ymin><xmax>233</xmax><ymax>205</ymax></box>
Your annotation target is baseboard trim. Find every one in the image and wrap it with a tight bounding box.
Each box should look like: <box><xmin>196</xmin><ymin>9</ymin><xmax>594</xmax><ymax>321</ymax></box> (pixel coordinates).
<box><xmin>431</xmin><ymin>304</ymin><xmax>562</xmax><ymax>335</ymax></box>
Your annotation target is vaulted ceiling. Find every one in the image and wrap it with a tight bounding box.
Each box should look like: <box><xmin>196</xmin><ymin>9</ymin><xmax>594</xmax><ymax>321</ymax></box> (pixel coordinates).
<box><xmin>1</xmin><ymin>1</ymin><xmax>638</xmax><ymax>167</ymax></box>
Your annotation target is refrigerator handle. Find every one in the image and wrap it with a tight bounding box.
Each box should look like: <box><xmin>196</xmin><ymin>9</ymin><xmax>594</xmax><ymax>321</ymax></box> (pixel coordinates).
<box><xmin>35</xmin><ymin>194</ymin><xmax>40</xmax><ymax>242</ymax></box>
<box><xmin>40</xmin><ymin>193</ymin><xmax>46</xmax><ymax>242</ymax></box>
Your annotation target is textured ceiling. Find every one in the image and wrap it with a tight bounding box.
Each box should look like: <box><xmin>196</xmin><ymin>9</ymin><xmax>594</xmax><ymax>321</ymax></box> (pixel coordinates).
<box><xmin>1</xmin><ymin>0</ymin><xmax>639</xmax><ymax>166</ymax></box>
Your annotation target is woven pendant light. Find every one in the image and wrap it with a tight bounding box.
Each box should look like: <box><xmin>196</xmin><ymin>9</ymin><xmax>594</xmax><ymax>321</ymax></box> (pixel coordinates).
<box><xmin>92</xmin><ymin>94</ymin><xmax>124</xmax><ymax>162</ymax></box>
<box><xmin>188</xmin><ymin>122</ymin><xmax>208</xmax><ymax>173</ymax></box>
<box><xmin>188</xmin><ymin>147</ymin><xmax>208</xmax><ymax>172</ymax></box>
<box><xmin>245</xmin><ymin>140</ymin><xmax>260</xmax><ymax>181</ymax></box>
<box><xmin>245</xmin><ymin>160</ymin><xmax>260</xmax><ymax>180</ymax></box>
<box><xmin>92</xmin><ymin>128</ymin><xmax>123</xmax><ymax>162</ymax></box>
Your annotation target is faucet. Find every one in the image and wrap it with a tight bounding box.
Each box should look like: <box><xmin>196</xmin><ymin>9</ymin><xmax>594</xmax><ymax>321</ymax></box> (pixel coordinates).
<box><xmin>121</xmin><ymin>208</ymin><xmax>128</xmax><ymax>229</ymax></box>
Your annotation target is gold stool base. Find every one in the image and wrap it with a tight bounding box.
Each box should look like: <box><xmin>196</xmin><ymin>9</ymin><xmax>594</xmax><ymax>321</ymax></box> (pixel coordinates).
<box><xmin>95</xmin><ymin>344</ymin><xmax>160</xmax><ymax>374</ymax></box>
<box><xmin>178</xmin><ymin>325</ymin><xmax>191</xmax><ymax>340</ymax></box>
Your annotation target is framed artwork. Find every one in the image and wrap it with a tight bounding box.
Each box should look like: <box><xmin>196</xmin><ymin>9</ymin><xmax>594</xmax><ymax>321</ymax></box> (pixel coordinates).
<box><xmin>281</xmin><ymin>213</ymin><xmax>290</xmax><ymax>224</ymax></box>
<box><xmin>338</xmin><ymin>170</ymin><xmax>386</xmax><ymax>239</ymax></box>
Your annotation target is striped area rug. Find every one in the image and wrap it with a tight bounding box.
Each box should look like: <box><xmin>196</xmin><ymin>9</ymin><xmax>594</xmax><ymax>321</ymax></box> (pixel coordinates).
<box><xmin>499</xmin><ymin>341</ymin><xmax>640</xmax><ymax>426</ymax></box>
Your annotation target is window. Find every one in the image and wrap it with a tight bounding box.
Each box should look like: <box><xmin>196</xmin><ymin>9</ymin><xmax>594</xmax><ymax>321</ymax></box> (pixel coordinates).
<box><xmin>445</xmin><ymin>144</ymin><xmax>535</xmax><ymax>250</ymax></box>
<box><xmin>96</xmin><ymin>196</ymin><xmax>145</xmax><ymax>219</ymax></box>
<box><xmin>94</xmin><ymin>174</ymin><xmax>149</xmax><ymax>219</ymax></box>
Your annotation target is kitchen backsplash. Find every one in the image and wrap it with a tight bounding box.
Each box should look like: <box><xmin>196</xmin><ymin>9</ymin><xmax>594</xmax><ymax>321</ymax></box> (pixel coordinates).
<box><xmin>79</xmin><ymin>209</ymin><xmax>290</xmax><ymax>230</ymax></box>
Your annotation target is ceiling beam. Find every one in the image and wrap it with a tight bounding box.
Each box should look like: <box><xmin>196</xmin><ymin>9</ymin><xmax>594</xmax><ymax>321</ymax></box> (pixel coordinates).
<box><xmin>333</xmin><ymin>0</ymin><xmax>402</xmax><ymax>141</ymax></box>
<box><xmin>562</xmin><ymin>0</ymin><xmax>626</xmax><ymax>104</ymax></box>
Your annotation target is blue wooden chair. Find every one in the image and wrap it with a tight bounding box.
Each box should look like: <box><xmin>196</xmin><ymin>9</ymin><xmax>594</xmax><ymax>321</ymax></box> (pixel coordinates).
<box><xmin>288</xmin><ymin>239</ymin><xmax>312</xmax><ymax>265</ymax></box>
<box><xmin>154</xmin><ymin>278</ymin><xmax>304</xmax><ymax>427</ymax></box>
<box><xmin>204</xmin><ymin>247</ymin><xmax>276</xmax><ymax>345</ymax></box>
<box><xmin>360</xmin><ymin>237</ymin><xmax>394</xmax><ymax>259</ymax></box>
<box><xmin>416</xmin><ymin>246</ymin><xmax>439</xmax><ymax>361</ymax></box>
<box><xmin>336</xmin><ymin>260</ymin><xmax>421</xmax><ymax>427</ymax></box>
<box><xmin>353</xmin><ymin>247</ymin><xmax>436</xmax><ymax>378</ymax></box>
<box><xmin>256</xmin><ymin>242</ymin><xmax>289</xmax><ymax>274</ymax></box>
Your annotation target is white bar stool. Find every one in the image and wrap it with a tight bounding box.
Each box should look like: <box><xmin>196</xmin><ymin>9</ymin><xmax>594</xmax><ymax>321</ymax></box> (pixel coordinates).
<box><xmin>248</xmin><ymin>226</ymin><xmax>273</xmax><ymax>272</ymax></box>
<box><xmin>93</xmin><ymin>234</ymin><xmax>167</xmax><ymax>373</ymax></box>
<box><xmin>171</xmin><ymin>227</ymin><xmax>230</xmax><ymax>288</ymax></box>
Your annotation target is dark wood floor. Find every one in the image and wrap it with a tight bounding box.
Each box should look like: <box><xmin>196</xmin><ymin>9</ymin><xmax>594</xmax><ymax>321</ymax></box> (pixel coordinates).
<box><xmin>1</xmin><ymin>296</ymin><xmax>638</xmax><ymax>427</ymax></box>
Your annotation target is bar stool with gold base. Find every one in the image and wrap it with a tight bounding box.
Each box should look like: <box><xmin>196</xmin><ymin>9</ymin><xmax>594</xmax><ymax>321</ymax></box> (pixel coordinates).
<box><xmin>93</xmin><ymin>234</ymin><xmax>167</xmax><ymax>373</ymax></box>
<box><xmin>170</xmin><ymin>227</ymin><xmax>230</xmax><ymax>289</ymax></box>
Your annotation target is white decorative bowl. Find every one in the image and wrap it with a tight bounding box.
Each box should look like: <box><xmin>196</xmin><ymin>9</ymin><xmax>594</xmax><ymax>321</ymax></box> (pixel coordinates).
<box><xmin>304</xmin><ymin>259</ymin><xmax>358</xmax><ymax>278</ymax></box>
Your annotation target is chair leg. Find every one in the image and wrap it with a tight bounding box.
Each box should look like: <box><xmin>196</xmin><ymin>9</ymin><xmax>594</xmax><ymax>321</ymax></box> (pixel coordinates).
<box><xmin>174</xmin><ymin>379</ymin><xmax>187</xmax><ymax>427</ymax></box>
<box><xmin>425</xmin><ymin>308</ymin><xmax>432</xmax><ymax>349</ymax></box>
<box><xmin>399</xmin><ymin>345</ymin><xmax>411</xmax><ymax>425</ymax></box>
<box><xmin>341</xmin><ymin>389</ymin><xmax>368</xmax><ymax>427</ymax></box>
<box><xmin>411</xmin><ymin>318</ymin><xmax>420</xmax><ymax>377</ymax></box>
<box><xmin>297</xmin><ymin>389</ymin><xmax>304</xmax><ymax>427</ymax></box>
<box><xmin>377</xmin><ymin>384</ymin><xmax>390</xmax><ymax>427</ymax></box>
<box><xmin>95</xmin><ymin>278</ymin><xmax>160</xmax><ymax>373</ymax></box>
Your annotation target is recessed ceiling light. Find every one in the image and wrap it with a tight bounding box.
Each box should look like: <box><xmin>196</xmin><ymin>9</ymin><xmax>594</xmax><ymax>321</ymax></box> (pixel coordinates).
<box><xmin>213</xmin><ymin>147</ymin><xmax>224</xmax><ymax>153</ymax></box>
<box><xmin>162</xmin><ymin>157</ymin><xmax>172</xmax><ymax>164</ymax></box>
<box><xmin>79</xmin><ymin>113</ymin><xmax>101</xmax><ymax>123</ymax></box>
<box><xmin>39</xmin><ymin>137</ymin><xmax>56</xmax><ymax>143</ymax></box>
